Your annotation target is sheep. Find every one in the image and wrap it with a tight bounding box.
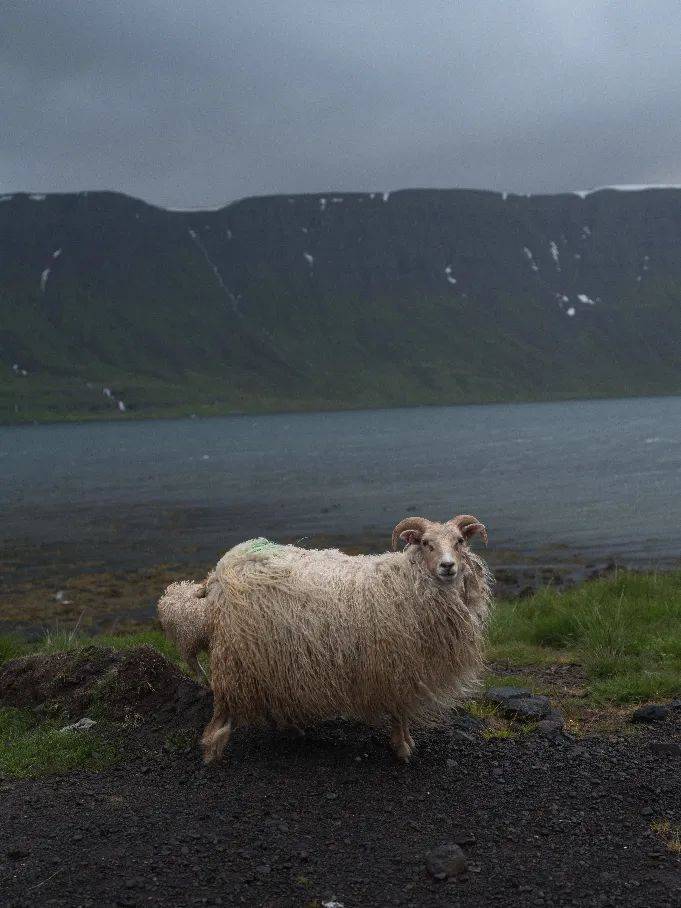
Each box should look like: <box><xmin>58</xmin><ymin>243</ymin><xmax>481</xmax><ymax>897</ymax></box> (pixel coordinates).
<box><xmin>157</xmin><ymin>577</ymin><xmax>213</xmax><ymax>683</ymax></box>
<box><xmin>200</xmin><ymin>515</ymin><xmax>492</xmax><ymax>764</ymax></box>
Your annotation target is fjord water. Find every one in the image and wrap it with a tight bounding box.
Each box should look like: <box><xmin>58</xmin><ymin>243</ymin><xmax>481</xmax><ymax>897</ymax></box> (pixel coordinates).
<box><xmin>2</xmin><ymin>396</ymin><xmax>681</xmax><ymax>576</ymax></box>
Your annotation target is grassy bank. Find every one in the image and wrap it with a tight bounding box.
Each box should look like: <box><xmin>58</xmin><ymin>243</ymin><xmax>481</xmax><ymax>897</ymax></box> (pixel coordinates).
<box><xmin>490</xmin><ymin>570</ymin><xmax>681</xmax><ymax>703</ymax></box>
<box><xmin>1</xmin><ymin>571</ymin><xmax>679</xmax><ymax>777</ymax></box>
<box><xmin>2</xmin><ymin>571</ymin><xmax>680</xmax><ymax>705</ymax></box>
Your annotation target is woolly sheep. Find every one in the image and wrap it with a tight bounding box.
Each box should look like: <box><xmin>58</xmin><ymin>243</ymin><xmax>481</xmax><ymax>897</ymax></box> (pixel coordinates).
<box><xmin>157</xmin><ymin>578</ymin><xmax>213</xmax><ymax>683</ymax></box>
<box><xmin>200</xmin><ymin>515</ymin><xmax>492</xmax><ymax>764</ymax></box>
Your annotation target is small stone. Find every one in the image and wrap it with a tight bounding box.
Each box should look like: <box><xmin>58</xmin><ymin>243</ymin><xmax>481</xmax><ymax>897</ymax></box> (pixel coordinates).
<box><xmin>7</xmin><ymin>847</ymin><xmax>30</xmax><ymax>860</ymax></box>
<box><xmin>485</xmin><ymin>687</ymin><xmax>554</xmax><ymax>720</ymax></box>
<box><xmin>503</xmin><ymin>696</ymin><xmax>552</xmax><ymax>720</ymax></box>
<box><xmin>59</xmin><ymin>717</ymin><xmax>97</xmax><ymax>733</ymax></box>
<box><xmin>426</xmin><ymin>843</ymin><xmax>468</xmax><ymax>880</ymax></box>
<box><xmin>535</xmin><ymin>720</ymin><xmax>566</xmax><ymax>739</ymax></box>
<box><xmin>452</xmin><ymin>831</ymin><xmax>476</xmax><ymax>846</ymax></box>
<box><xmin>325</xmin><ymin>792</ymin><xmax>338</xmax><ymax>800</ymax></box>
<box><xmin>650</xmin><ymin>741</ymin><xmax>681</xmax><ymax>758</ymax></box>
<box><xmin>255</xmin><ymin>864</ymin><xmax>271</xmax><ymax>876</ymax></box>
<box><xmin>446</xmin><ymin>758</ymin><xmax>456</xmax><ymax>768</ymax></box>
<box><xmin>485</xmin><ymin>686</ymin><xmax>532</xmax><ymax>704</ymax></box>
<box><xmin>631</xmin><ymin>704</ymin><xmax>670</xmax><ymax>723</ymax></box>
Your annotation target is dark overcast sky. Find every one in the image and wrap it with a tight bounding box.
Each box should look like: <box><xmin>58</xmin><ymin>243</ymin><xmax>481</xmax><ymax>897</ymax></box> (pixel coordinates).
<box><xmin>2</xmin><ymin>1</ymin><xmax>681</xmax><ymax>208</ymax></box>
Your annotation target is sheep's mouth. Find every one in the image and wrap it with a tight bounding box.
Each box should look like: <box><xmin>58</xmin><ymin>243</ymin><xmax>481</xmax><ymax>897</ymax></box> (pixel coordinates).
<box><xmin>436</xmin><ymin>572</ymin><xmax>458</xmax><ymax>584</ymax></box>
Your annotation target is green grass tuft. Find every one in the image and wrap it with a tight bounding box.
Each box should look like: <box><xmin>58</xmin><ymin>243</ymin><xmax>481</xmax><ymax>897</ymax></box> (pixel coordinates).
<box><xmin>0</xmin><ymin>707</ymin><xmax>117</xmax><ymax>778</ymax></box>
<box><xmin>489</xmin><ymin>571</ymin><xmax>681</xmax><ymax>703</ymax></box>
<box><xmin>0</xmin><ymin>634</ymin><xmax>29</xmax><ymax>666</ymax></box>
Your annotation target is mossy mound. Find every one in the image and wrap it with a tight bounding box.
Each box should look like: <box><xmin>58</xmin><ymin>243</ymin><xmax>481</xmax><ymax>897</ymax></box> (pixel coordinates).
<box><xmin>0</xmin><ymin>644</ymin><xmax>210</xmax><ymax>728</ymax></box>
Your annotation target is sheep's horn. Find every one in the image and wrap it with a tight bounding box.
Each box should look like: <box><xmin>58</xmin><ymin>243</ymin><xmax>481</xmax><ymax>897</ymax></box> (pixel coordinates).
<box><xmin>449</xmin><ymin>514</ymin><xmax>488</xmax><ymax>545</ymax></box>
<box><xmin>391</xmin><ymin>516</ymin><xmax>428</xmax><ymax>550</ymax></box>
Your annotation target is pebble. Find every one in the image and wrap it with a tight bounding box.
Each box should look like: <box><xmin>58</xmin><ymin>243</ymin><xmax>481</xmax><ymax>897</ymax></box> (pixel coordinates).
<box><xmin>7</xmin><ymin>847</ymin><xmax>30</xmax><ymax>860</ymax></box>
<box><xmin>425</xmin><ymin>843</ymin><xmax>468</xmax><ymax>880</ymax></box>
<box><xmin>485</xmin><ymin>687</ymin><xmax>556</xmax><ymax>721</ymax></box>
<box><xmin>59</xmin><ymin>717</ymin><xmax>97</xmax><ymax>733</ymax></box>
<box><xmin>631</xmin><ymin>705</ymin><xmax>669</xmax><ymax>723</ymax></box>
<box><xmin>649</xmin><ymin>741</ymin><xmax>681</xmax><ymax>758</ymax></box>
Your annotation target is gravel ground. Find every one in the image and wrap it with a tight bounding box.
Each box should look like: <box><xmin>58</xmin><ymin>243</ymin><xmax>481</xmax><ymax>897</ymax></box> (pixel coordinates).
<box><xmin>1</xmin><ymin>711</ymin><xmax>680</xmax><ymax>907</ymax></box>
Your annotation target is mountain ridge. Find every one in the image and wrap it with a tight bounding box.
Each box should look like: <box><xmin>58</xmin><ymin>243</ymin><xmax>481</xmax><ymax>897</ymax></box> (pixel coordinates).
<box><xmin>1</xmin><ymin>186</ymin><xmax>681</xmax><ymax>422</ymax></box>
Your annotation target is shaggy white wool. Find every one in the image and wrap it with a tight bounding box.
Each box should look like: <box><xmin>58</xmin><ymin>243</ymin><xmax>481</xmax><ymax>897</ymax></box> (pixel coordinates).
<box><xmin>208</xmin><ymin>539</ymin><xmax>492</xmax><ymax>728</ymax></box>
<box><xmin>157</xmin><ymin>579</ymin><xmax>213</xmax><ymax>680</ymax></box>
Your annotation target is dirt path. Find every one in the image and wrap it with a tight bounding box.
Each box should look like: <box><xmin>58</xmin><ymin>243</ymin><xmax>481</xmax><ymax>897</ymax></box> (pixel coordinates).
<box><xmin>2</xmin><ymin>714</ymin><xmax>680</xmax><ymax>907</ymax></box>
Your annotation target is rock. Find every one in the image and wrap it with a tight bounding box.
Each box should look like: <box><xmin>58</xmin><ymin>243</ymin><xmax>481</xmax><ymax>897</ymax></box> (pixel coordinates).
<box><xmin>485</xmin><ymin>687</ymin><xmax>532</xmax><ymax>704</ymax></box>
<box><xmin>668</xmin><ymin>699</ymin><xmax>681</xmax><ymax>710</ymax></box>
<box><xmin>485</xmin><ymin>686</ymin><xmax>558</xmax><ymax>721</ymax></box>
<box><xmin>452</xmin><ymin>830</ymin><xmax>476</xmax><ymax>846</ymax></box>
<box><xmin>451</xmin><ymin>712</ymin><xmax>483</xmax><ymax>733</ymax></box>
<box><xmin>649</xmin><ymin>741</ymin><xmax>681</xmax><ymax>758</ymax></box>
<box><xmin>534</xmin><ymin>719</ymin><xmax>566</xmax><ymax>739</ymax></box>
<box><xmin>6</xmin><ymin>847</ymin><xmax>30</xmax><ymax>860</ymax></box>
<box><xmin>631</xmin><ymin>704</ymin><xmax>670</xmax><ymax>723</ymax></box>
<box><xmin>504</xmin><ymin>696</ymin><xmax>552</xmax><ymax>720</ymax></box>
<box><xmin>59</xmin><ymin>717</ymin><xmax>97</xmax><ymax>733</ymax></box>
<box><xmin>425</xmin><ymin>843</ymin><xmax>468</xmax><ymax>880</ymax></box>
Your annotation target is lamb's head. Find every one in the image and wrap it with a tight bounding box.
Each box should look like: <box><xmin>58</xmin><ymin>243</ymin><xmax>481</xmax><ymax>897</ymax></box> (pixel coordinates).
<box><xmin>391</xmin><ymin>514</ymin><xmax>487</xmax><ymax>584</ymax></box>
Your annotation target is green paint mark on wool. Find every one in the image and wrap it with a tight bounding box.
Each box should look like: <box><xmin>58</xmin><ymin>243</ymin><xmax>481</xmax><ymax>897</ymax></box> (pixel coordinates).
<box><xmin>245</xmin><ymin>537</ymin><xmax>280</xmax><ymax>554</ymax></box>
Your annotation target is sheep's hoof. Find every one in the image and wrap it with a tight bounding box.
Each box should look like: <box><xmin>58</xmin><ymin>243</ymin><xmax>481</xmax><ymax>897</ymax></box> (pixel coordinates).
<box><xmin>392</xmin><ymin>741</ymin><xmax>412</xmax><ymax>762</ymax></box>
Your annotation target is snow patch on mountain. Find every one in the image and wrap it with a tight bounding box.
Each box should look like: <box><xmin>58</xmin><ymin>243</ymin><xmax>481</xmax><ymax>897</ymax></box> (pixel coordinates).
<box><xmin>523</xmin><ymin>247</ymin><xmax>539</xmax><ymax>272</ymax></box>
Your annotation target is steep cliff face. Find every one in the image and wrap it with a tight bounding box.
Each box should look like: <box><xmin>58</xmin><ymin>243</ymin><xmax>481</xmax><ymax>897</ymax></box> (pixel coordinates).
<box><xmin>1</xmin><ymin>186</ymin><xmax>681</xmax><ymax>421</ymax></box>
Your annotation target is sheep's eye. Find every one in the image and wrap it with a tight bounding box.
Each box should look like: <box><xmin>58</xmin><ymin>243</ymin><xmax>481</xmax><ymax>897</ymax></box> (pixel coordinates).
<box><xmin>424</xmin><ymin>541</ymin><xmax>434</xmax><ymax>551</ymax></box>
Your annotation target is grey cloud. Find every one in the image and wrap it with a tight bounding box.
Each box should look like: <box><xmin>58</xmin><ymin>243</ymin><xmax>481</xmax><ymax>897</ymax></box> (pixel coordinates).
<box><xmin>2</xmin><ymin>1</ymin><xmax>681</xmax><ymax>207</ymax></box>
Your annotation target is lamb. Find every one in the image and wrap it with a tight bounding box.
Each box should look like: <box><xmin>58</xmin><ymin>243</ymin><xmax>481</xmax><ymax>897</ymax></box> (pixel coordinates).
<box><xmin>157</xmin><ymin>577</ymin><xmax>213</xmax><ymax>683</ymax></box>
<box><xmin>200</xmin><ymin>515</ymin><xmax>492</xmax><ymax>764</ymax></box>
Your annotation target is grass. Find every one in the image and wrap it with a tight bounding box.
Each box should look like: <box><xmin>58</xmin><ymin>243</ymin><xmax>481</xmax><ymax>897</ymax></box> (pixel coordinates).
<box><xmin>0</xmin><ymin>707</ymin><xmax>117</xmax><ymax>778</ymax></box>
<box><xmin>489</xmin><ymin>571</ymin><xmax>681</xmax><ymax>704</ymax></box>
<box><xmin>0</xmin><ymin>570</ymin><xmax>679</xmax><ymax>773</ymax></box>
<box><xmin>2</xmin><ymin>572</ymin><xmax>681</xmax><ymax>709</ymax></box>
<box><xmin>0</xmin><ymin>626</ymin><xmax>180</xmax><ymax>668</ymax></box>
<box><xmin>651</xmin><ymin>819</ymin><xmax>681</xmax><ymax>854</ymax></box>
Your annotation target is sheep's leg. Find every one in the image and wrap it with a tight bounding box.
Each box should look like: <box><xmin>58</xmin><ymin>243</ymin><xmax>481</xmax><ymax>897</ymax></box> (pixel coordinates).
<box><xmin>275</xmin><ymin>720</ymin><xmax>306</xmax><ymax>738</ymax></box>
<box><xmin>187</xmin><ymin>653</ymin><xmax>209</xmax><ymax>686</ymax></box>
<box><xmin>402</xmin><ymin>718</ymin><xmax>415</xmax><ymax>751</ymax></box>
<box><xmin>201</xmin><ymin>702</ymin><xmax>232</xmax><ymax>764</ymax></box>
<box><xmin>390</xmin><ymin>716</ymin><xmax>412</xmax><ymax>762</ymax></box>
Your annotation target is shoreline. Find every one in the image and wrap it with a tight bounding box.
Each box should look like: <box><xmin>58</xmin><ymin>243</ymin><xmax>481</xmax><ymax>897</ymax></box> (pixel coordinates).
<box><xmin>2</xmin><ymin>543</ymin><xmax>675</xmax><ymax>640</ymax></box>
<box><xmin>4</xmin><ymin>389</ymin><xmax>681</xmax><ymax>429</ymax></box>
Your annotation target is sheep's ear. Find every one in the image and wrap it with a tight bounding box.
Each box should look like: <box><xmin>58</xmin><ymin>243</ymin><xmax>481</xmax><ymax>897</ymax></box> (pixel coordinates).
<box><xmin>450</xmin><ymin>514</ymin><xmax>488</xmax><ymax>545</ymax></box>
<box><xmin>391</xmin><ymin>516</ymin><xmax>428</xmax><ymax>550</ymax></box>
<box><xmin>399</xmin><ymin>529</ymin><xmax>422</xmax><ymax>546</ymax></box>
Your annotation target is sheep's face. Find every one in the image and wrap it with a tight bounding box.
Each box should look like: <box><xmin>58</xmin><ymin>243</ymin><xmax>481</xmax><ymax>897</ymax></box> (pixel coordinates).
<box><xmin>412</xmin><ymin>524</ymin><xmax>467</xmax><ymax>583</ymax></box>
<box><xmin>393</xmin><ymin>515</ymin><xmax>487</xmax><ymax>584</ymax></box>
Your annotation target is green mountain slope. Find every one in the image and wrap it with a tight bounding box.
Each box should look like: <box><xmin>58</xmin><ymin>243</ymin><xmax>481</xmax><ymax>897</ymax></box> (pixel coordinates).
<box><xmin>1</xmin><ymin>187</ymin><xmax>681</xmax><ymax>422</ymax></box>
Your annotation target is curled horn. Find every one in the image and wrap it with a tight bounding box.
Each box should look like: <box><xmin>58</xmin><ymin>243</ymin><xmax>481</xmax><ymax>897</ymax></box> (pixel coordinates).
<box><xmin>391</xmin><ymin>516</ymin><xmax>428</xmax><ymax>551</ymax></box>
<box><xmin>450</xmin><ymin>514</ymin><xmax>488</xmax><ymax>545</ymax></box>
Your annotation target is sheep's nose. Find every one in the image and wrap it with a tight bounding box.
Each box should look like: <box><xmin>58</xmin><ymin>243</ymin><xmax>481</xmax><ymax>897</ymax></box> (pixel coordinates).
<box><xmin>439</xmin><ymin>560</ymin><xmax>457</xmax><ymax>575</ymax></box>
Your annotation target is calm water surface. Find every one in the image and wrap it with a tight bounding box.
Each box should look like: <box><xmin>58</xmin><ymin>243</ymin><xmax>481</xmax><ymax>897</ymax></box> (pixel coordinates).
<box><xmin>2</xmin><ymin>396</ymin><xmax>681</xmax><ymax>575</ymax></box>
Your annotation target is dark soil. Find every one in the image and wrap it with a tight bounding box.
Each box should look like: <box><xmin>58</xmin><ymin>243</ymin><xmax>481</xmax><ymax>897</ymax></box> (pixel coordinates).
<box><xmin>0</xmin><ymin>646</ymin><xmax>210</xmax><ymax>740</ymax></box>
<box><xmin>1</xmin><ymin>649</ymin><xmax>680</xmax><ymax>907</ymax></box>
